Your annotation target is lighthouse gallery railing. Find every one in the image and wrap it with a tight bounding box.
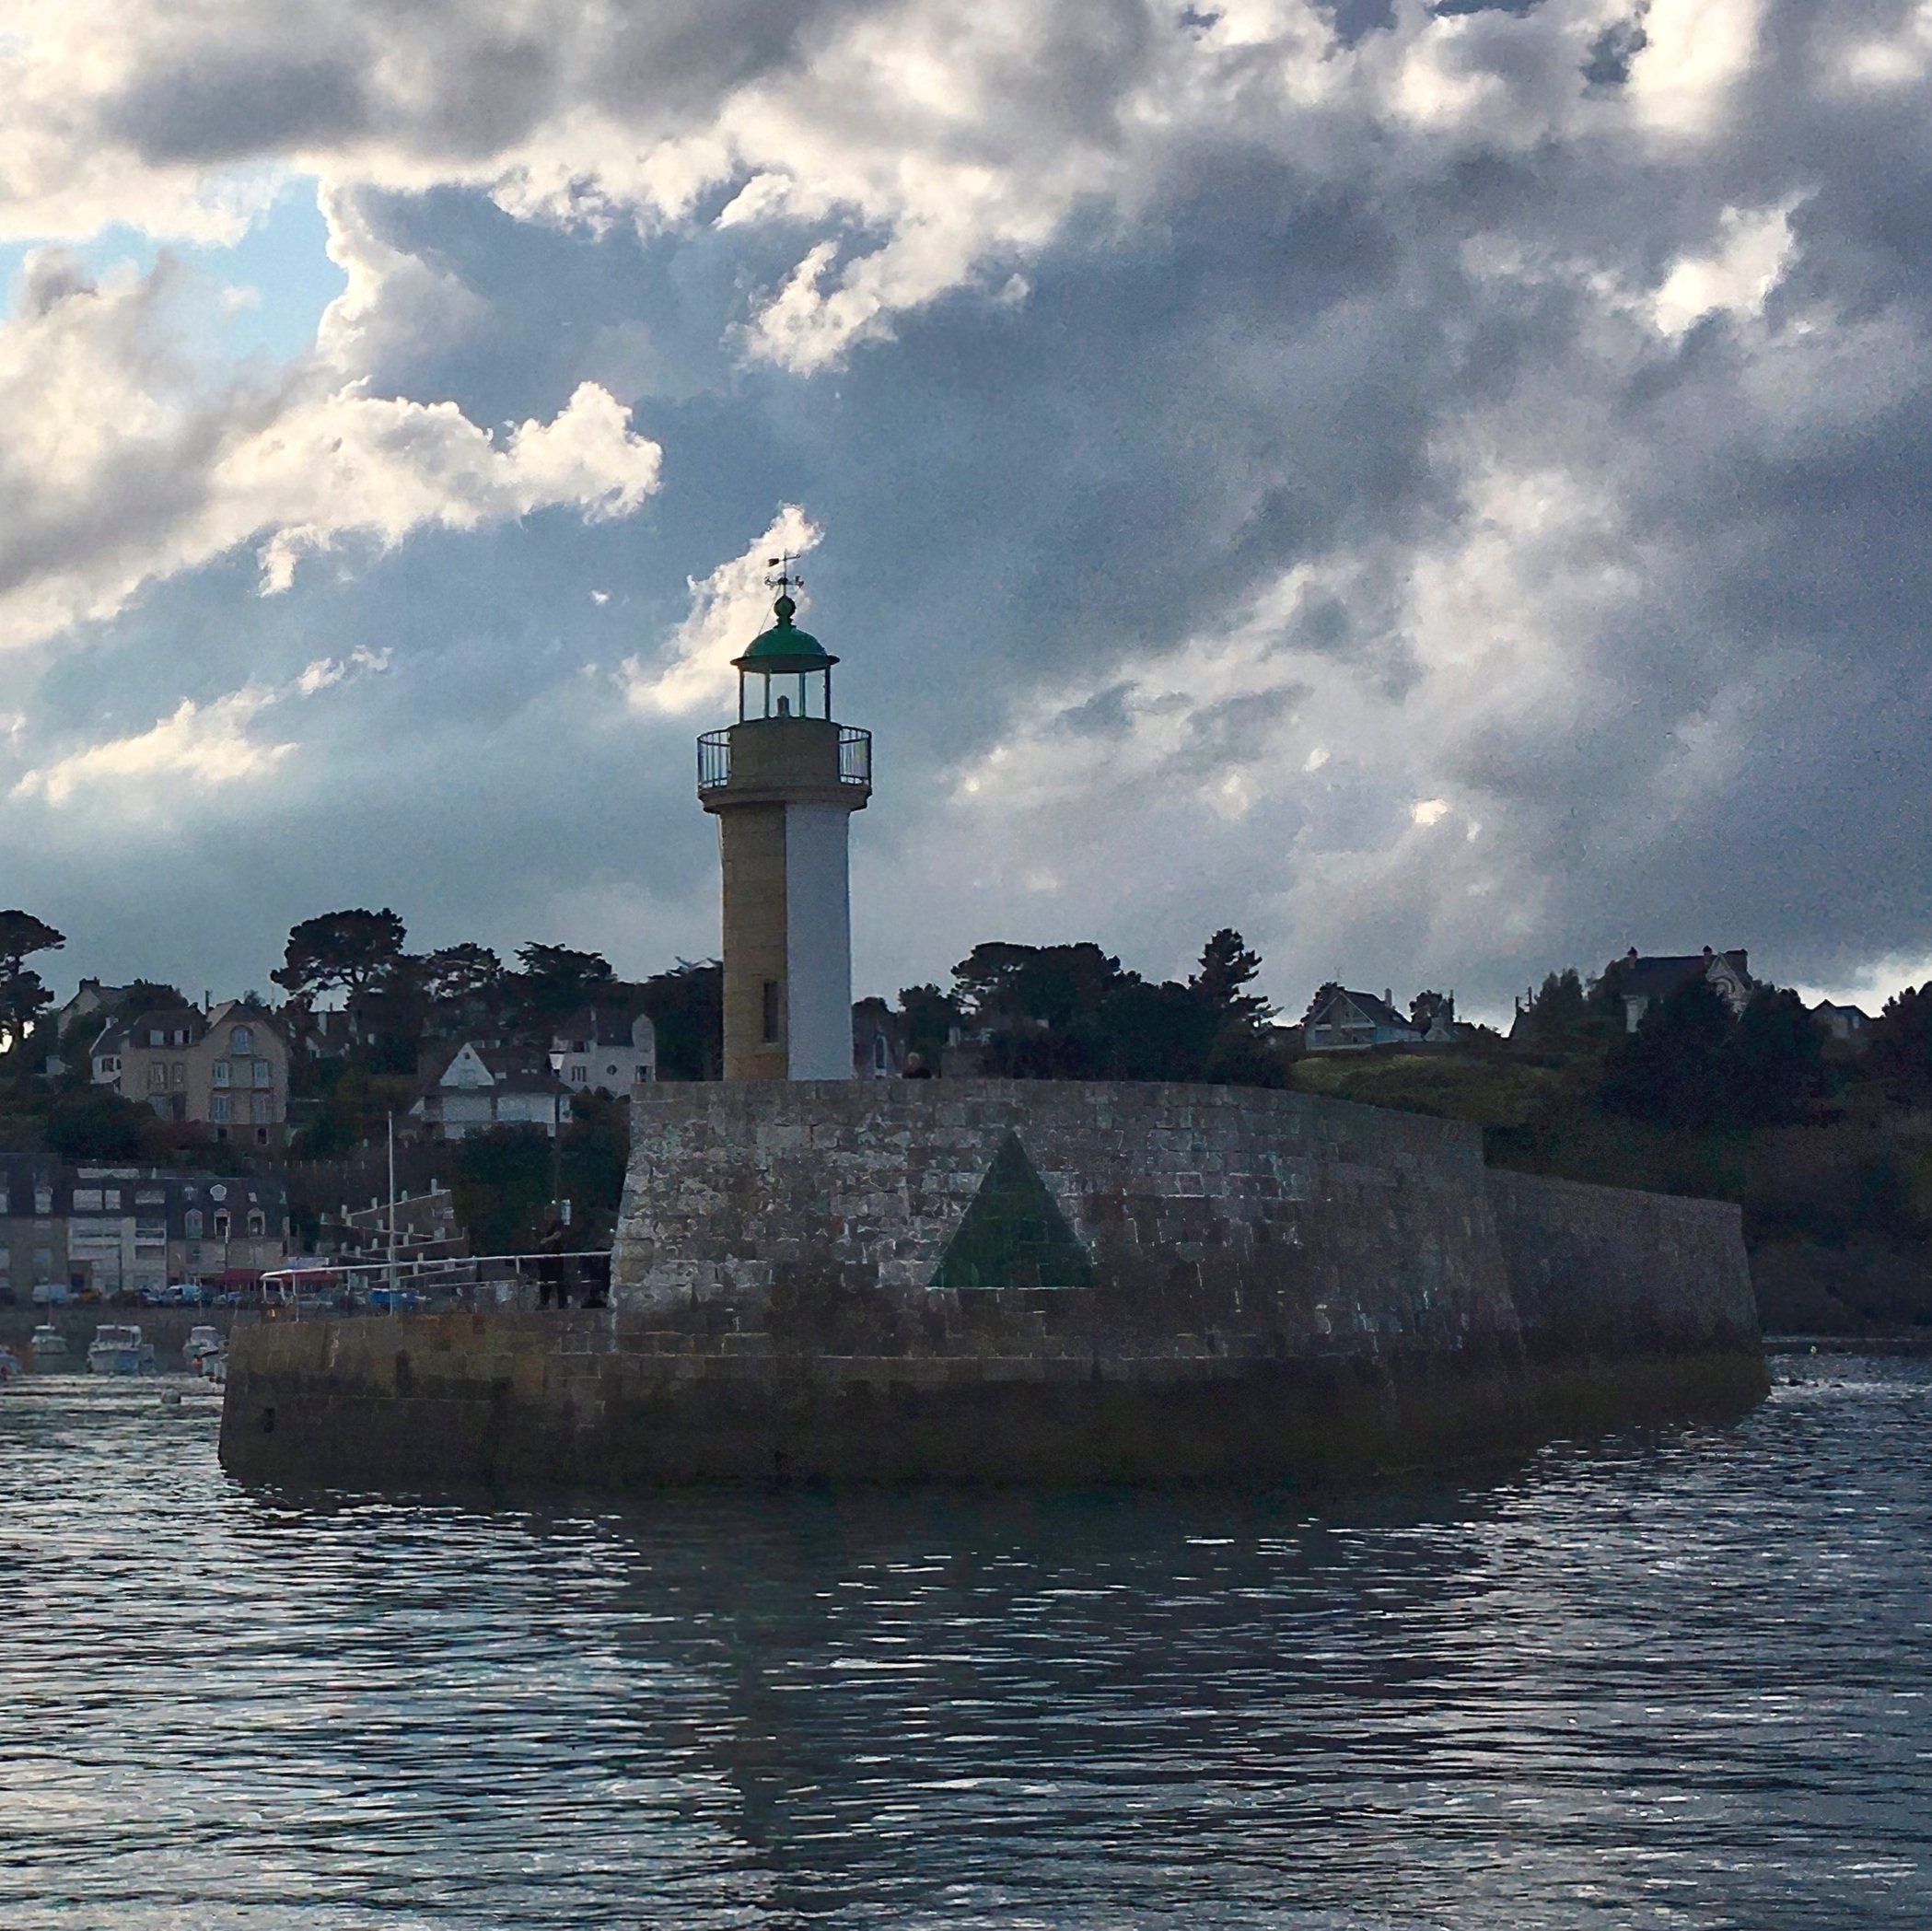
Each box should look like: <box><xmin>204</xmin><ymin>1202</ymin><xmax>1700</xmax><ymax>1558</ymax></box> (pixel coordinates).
<box><xmin>697</xmin><ymin>726</ymin><xmax>871</xmax><ymax>792</ymax></box>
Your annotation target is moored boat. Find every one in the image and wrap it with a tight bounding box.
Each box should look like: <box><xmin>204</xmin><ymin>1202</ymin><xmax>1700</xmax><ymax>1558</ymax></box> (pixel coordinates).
<box><xmin>182</xmin><ymin>1324</ymin><xmax>224</xmax><ymax>1371</ymax></box>
<box><xmin>87</xmin><ymin>1324</ymin><xmax>157</xmax><ymax>1377</ymax></box>
<box><xmin>29</xmin><ymin>1324</ymin><xmax>69</xmax><ymax>1366</ymax></box>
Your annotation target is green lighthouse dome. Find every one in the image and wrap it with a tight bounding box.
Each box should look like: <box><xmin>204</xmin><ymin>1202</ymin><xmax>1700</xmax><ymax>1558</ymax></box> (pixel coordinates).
<box><xmin>733</xmin><ymin>592</ymin><xmax>839</xmax><ymax>674</ymax></box>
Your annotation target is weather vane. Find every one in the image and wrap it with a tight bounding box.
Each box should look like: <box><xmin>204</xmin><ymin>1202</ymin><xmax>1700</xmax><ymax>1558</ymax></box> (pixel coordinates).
<box><xmin>765</xmin><ymin>552</ymin><xmax>804</xmax><ymax>597</ymax></box>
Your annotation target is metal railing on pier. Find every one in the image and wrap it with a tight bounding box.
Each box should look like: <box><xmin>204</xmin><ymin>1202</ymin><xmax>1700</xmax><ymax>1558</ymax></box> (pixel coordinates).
<box><xmin>254</xmin><ymin>1251</ymin><xmax>613</xmax><ymax>1320</ymax></box>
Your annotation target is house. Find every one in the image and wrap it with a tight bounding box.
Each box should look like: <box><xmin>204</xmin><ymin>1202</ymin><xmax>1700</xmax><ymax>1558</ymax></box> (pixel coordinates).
<box><xmin>1301</xmin><ymin>987</ymin><xmax>1424</xmax><ymax>1053</ymax></box>
<box><xmin>0</xmin><ymin>1154</ymin><xmax>63</xmax><ymax>1304</ymax></box>
<box><xmin>52</xmin><ymin>979</ymin><xmax>139</xmax><ymax>1036</ymax></box>
<box><xmin>88</xmin><ymin>1001</ymin><xmax>292</xmax><ymax>1147</ymax></box>
<box><xmin>0</xmin><ymin>1155</ymin><xmax>289</xmax><ymax>1300</ymax></box>
<box><xmin>853</xmin><ymin>997</ymin><xmax>906</xmax><ymax>1078</ymax></box>
<box><xmin>1612</xmin><ymin>947</ymin><xmax>1753</xmax><ymax>1033</ymax></box>
<box><xmin>409</xmin><ymin>1042</ymin><xmax>572</xmax><ymax>1141</ymax></box>
<box><xmin>1810</xmin><ymin>1000</ymin><xmax>1872</xmax><ymax>1048</ymax></box>
<box><xmin>549</xmin><ymin>1007</ymin><xmax>656</xmax><ymax>1096</ymax></box>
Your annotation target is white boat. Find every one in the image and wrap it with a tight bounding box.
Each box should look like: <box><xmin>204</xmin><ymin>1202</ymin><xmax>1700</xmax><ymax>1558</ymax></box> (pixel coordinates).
<box><xmin>29</xmin><ymin>1324</ymin><xmax>69</xmax><ymax>1365</ymax></box>
<box><xmin>87</xmin><ymin>1323</ymin><xmax>157</xmax><ymax>1376</ymax></box>
<box><xmin>182</xmin><ymin>1324</ymin><xmax>224</xmax><ymax>1370</ymax></box>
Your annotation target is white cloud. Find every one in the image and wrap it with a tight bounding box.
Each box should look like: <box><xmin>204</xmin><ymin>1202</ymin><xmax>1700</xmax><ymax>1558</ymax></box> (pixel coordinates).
<box><xmin>13</xmin><ymin>642</ymin><xmax>392</xmax><ymax>809</ymax></box>
<box><xmin>621</xmin><ymin>504</ymin><xmax>820</xmax><ymax>717</ymax></box>
<box><xmin>12</xmin><ymin>686</ymin><xmax>292</xmax><ymax>807</ymax></box>
<box><xmin>0</xmin><ymin>251</ymin><xmax>662</xmax><ymax>651</ymax></box>
<box><xmin>1652</xmin><ymin>202</ymin><xmax>1798</xmax><ymax>336</ymax></box>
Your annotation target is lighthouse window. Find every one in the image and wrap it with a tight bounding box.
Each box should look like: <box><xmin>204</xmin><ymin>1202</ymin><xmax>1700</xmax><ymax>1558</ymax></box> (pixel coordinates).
<box><xmin>762</xmin><ymin>980</ymin><xmax>781</xmax><ymax>1043</ymax></box>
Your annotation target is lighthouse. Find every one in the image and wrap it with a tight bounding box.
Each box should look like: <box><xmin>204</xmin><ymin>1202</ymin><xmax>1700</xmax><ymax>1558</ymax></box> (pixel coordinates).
<box><xmin>697</xmin><ymin>567</ymin><xmax>871</xmax><ymax>1079</ymax></box>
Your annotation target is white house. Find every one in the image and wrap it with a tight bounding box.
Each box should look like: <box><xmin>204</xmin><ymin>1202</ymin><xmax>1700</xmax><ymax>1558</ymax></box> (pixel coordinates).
<box><xmin>409</xmin><ymin>1042</ymin><xmax>572</xmax><ymax>1141</ymax></box>
<box><xmin>548</xmin><ymin>1007</ymin><xmax>656</xmax><ymax>1096</ymax></box>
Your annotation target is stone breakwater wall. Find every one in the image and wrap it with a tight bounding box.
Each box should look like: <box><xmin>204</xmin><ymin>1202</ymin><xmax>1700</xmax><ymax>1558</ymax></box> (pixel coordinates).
<box><xmin>219</xmin><ymin>1081</ymin><xmax>1764</xmax><ymax>1488</ymax></box>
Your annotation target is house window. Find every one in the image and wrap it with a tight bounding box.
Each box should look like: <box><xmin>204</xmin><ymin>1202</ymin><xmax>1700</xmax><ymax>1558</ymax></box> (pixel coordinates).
<box><xmin>185</xmin><ymin>1211</ymin><xmax>203</xmax><ymax>1239</ymax></box>
<box><xmin>256</xmin><ymin>1128</ymin><xmax>270</xmax><ymax>1146</ymax></box>
<box><xmin>251</xmin><ymin>1093</ymin><xmax>274</xmax><ymax>1123</ymax></box>
<box><xmin>102</xmin><ymin>1190</ymin><xmax>120</xmax><ymax>1210</ymax></box>
<box><xmin>762</xmin><ymin>980</ymin><xmax>781</xmax><ymax>1043</ymax></box>
<box><xmin>148</xmin><ymin>1063</ymin><xmax>167</xmax><ymax>1090</ymax></box>
<box><xmin>213</xmin><ymin>1212</ymin><xmax>230</xmax><ymax>1240</ymax></box>
<box><xmin>231</xmin><ymin>1026</ymin><xmax>252</xmax><ymax>1053</ymax></box>
<box><xmin>253</xmin><ymin>1060</ymin><xmax>273</xmax><ymax>1088</ymax></box>
<box><xmin>172</xmin><ymin>1063</ymin><xmax>185</xmax><ymax>1087</ymax></box>
<box><xmin>873</xmin><ymin>1034</ymin><xmax>888</xmax><ymax>1073</ymax></box>
<box><xmin>213</xmin><ymin>1061</ymin><xmax>231</xmax><ymax>1087</ymax></box>
<box><xmin>568</xmin><ymin>1064</ymin><xmax>587</xmax><ymax>1083</ymax></box>
<box><xmin>147</xmin><ymin>1029</ymin><xmax>165</xmax><ymax>1047</ymax></box>
<box><xmin>73</xmin><ymin>1189</ymin><xmax>102</xmax><ymax>1211</ymax></box>
<box><xmin>33</xmin><ymin>1188</ymin><xmax>51</xmax><ymax>1215</ymax></box>
<box><xmin>606</xmin><ymin>1064</ymin><xmax>620</xmax><ymax>1078</ymax></box>
<box><xmin>210</xmin><ymin>1094</ymin><xmax>231</xmax><ymax>1123</ymax></box>
<box><xmin>248</xmin><ymin>1210</ymin><xmax>266</xmax><ymax>1238</ymax></box>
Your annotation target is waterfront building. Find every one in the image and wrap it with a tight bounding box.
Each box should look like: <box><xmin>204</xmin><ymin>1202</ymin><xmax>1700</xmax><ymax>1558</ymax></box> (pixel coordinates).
<box><xmin>697</xmin><ymin>571</ymin><xmax>871</xmax><ymax>1079</ymax></box>
<box><xmin>0</xmin><ymin>1156</ymin><xmax>288</xmax><ymax>1299</ymax></box>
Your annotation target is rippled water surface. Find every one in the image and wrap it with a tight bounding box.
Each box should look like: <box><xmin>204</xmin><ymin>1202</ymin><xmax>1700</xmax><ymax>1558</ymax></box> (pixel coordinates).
<box><xmin>2</xmin><ymin>1359</ymin><xmax>1928</xmax><ymax>1928</ymax></box>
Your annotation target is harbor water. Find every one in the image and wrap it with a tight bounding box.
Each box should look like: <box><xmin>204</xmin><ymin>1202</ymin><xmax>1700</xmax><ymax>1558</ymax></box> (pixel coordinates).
<box><xmin>1</xmin><ymin>1355</ymin><xmax>1927</xmax><ymax>1928</ymax></box>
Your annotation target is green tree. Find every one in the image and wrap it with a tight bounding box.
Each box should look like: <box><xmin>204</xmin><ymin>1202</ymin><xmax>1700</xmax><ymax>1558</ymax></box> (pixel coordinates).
<box><xmin>1190</xmin><ymin>928</ymin><xmax>1274</xmax><ymax>1026</ymax></box>
<box><xmin>637</xmin><ymin>960</ymin><xmax>722</xmax><ymax>1079</ymax></box>
<box><xmin>0</xmin><ymin>910</ymin><xmax>64</xmax><ymax>1053</ymax></box>
<box><xmin>1871</xmin><ymin>984</ymin><xmax>1932</xmax><ymax>1099</ymax></box>
<box><xmin>559</xmin><ymin>1090</ymin><xmax>630</xmax><ymax>1245</ymax></box>
<box><xmin>421</xmin><ymin>943</ymin><xmax>503</xmax><ymax>1005</ymax></box>
<box><xmin>1729</xmin><ymin>987</ymin><xmax>1823</xmax><ymax>1125</ymax></box>
<box><xmin>898</xmin><ymin>983</ymin><xmax>965</xmax><ymax>1064</ymax></box>
<box><xmin>47</xmin><ymin>1088</ymin><xmax>155</xmax><ymax>1161</ymax></box>
<box><xmin>1521</xmin><ymin>968</ymin><xmax>1589</xmax><ymax>1044</ymax></box>
<box><xmin>1090</xmin><ymin>979</ymin><xmax>1220</xmax><ymax>1081</ymax></box>
<box><xmin>952</xmin><ymin>941</ymin><xmax>1126</xmax><ymax>1029</ymax></box>
<box><xmin>272</xmin><ymin>908</ymin><xmax>409</xmax><ymax>1004</ymax></box>
<box><xmin>1597</xmin><ymin>977</ymin><xmax>1736</xmax><ymax>1129</ymax></box>
<box><xmin>509</xmin><ymin>943</ymin><xmax>616</xmax><ymax>1035</ymax></box>
<box><xmin>453</xmin><ymin>1126</ymin><xmax>556</xmax><ymax>1254</ymax></box>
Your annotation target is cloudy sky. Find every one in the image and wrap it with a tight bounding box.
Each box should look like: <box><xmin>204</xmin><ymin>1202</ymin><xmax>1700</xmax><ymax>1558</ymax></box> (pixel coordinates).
<box><xmin>2</xmin><ymin>0</ymin><xmax>1928</xmax><ymax>1023</ymax></box>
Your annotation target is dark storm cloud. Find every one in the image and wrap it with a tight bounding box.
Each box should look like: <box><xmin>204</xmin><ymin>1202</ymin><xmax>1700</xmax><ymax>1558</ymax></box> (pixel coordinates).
<box><xmin>109</xmin><ymin>58</ymin><xmax>373</xmax><ymax>163</ymax></box>
<box><xmin>10</xmin><ymin>0</ymin><xmax>1932</xmax><ymax>1017</ymax></box>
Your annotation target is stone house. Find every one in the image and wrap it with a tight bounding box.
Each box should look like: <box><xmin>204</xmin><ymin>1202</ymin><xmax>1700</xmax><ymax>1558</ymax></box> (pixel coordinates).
<box><xmin>1301</xmin><ymin>987</ymin><xmax>1424</xmax><ymax>1053</ymax></box>
<box><xmin>89</xmin><ymin>1000</ymin><xmax>292</xmax><ymax>1148</ymax></box>
<box><xmin>549</xmin><ymin>1007</ymin><xmax>656</xmax><ymax>1097</ymax></box>
<box><xmin>1613</xmin><ymin>947</ymin><xmax>1753</xmax><ymax>1033</ymax></box>
<box><xmin>409</xmin><ymin>1042</ymin><xmax>572</xmax><ymax>1141</ymax></box>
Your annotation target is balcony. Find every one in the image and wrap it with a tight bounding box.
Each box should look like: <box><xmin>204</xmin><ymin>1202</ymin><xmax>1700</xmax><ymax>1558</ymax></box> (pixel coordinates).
<box><xmin>697</xmin><ymin>724</ymin><xmax>871</xmax><ymax>798</ymax></box>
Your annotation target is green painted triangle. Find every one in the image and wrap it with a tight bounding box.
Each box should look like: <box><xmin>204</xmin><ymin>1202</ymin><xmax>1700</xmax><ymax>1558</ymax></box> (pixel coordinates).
<box><xmin>931</xmin><ymin>1131</ymin><xmax>1094</xmax><ymax>1291</ymax></box>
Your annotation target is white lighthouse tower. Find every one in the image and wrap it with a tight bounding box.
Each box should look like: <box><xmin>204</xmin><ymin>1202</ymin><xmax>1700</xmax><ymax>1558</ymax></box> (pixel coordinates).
<box><xmin>697</xmin><ymin>567</ymin><xmax>871</xmax><ymax>1080</ymax></box>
